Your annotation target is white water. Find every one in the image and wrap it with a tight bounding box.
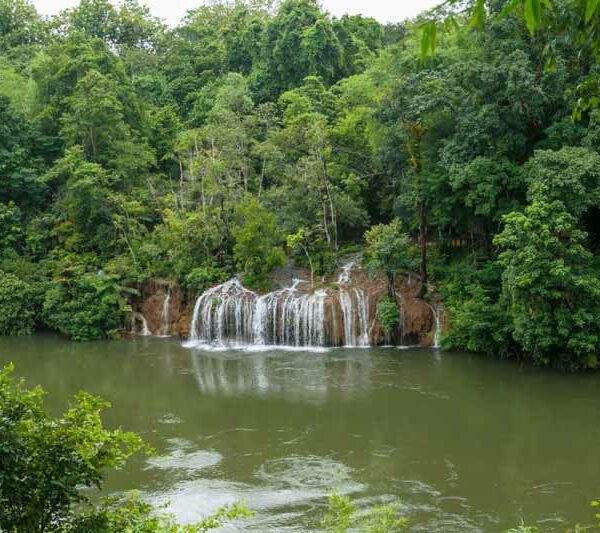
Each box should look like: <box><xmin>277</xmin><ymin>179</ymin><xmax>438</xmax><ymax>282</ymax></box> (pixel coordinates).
<box><xmin>160</xmin><ymin>292</ymin><xmax>171</xmax><ymax>336</ymax></box>
<box><xmin>184</xmin><ymin>261</ymin><xmax>440</xmax><ymax>349</ymax></box>
<box><xmin>336</xmin><ymin>259</ymin><xmax>370</xmax><ymax>347</ymax></box>
<box><xmin>429</xmin><ymin>304</ymin><xmax>442</xmax><ymax>349</ymax></box>
<box><xmin>187</xmin><ymin>277</ymin><xmax>331</xmax><ymax>348</ymax></box>
<box><xmin>133</xmin><ymin>312</ymin><xmax>152</xmax><ymax>336</ymax></box>
<box><xmin>186</xmin><ymin>259</ymin><xmax>373</xmax><ymax>348</ymax></box>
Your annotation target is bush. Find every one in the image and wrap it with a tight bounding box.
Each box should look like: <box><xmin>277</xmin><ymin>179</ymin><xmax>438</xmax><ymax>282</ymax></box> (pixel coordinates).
<box><xmin>185</xmin><ymin>263</ymin><xmax>229</xmax><ymax>291</ymax></box>
<box><xmin>441</xmin><ymin>284</ymin><xmax>514</xmax><ymax>357</ymax></box>
<box><xmin>377</xmin><ymin>296</ymin><xmax>400</xmax><ymax>335</ymax></box>
<box><xmin>321</xmin><ymin>490</ymin><xmax>407</xmax><ymax>532</ymax></box>
<box><xmin>0</xmin><ymin>270</ymin><xmax>36</xmax><ymax>335</ymax></box>
<box><xmin>0</xmin><ymin>364</ymin><xmax>146</xmax><ymax>532</ymax></box>
<box><xmin>0</xmin><ymin>364</ymin><xmax>250</xmax><ymax>532</ymax></box>
<box><xmin>43</xmin><ymin>272</ymin><xmax>132</xmax><ymax>341</ymax></box>
<box><xmin>68</xmin><ymin>494</ymin><xmax>251</xmax><ymax>533</ymax></box>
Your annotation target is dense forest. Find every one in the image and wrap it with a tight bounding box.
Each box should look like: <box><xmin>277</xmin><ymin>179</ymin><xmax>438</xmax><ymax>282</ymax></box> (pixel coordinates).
<box><xmin>2</xmin><ymin>0</ymin><xmax>600</xmax><ymax>370</ymax></box>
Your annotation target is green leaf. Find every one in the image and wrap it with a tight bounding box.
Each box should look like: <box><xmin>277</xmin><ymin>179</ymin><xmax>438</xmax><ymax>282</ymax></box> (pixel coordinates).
<box><xmin>430</xmin><ymin>22</ymin><xmax>437</xmax><ymax>55</ymax></box>
<box><xmin>469</xmin><ymin>0</ymin><xmax>486</xmax><ymax>28</ymax></box>
<box><xmin>420</xmin><ymin>22</ymin><xmax>437</xmax><ymax>62</ymax></box>
<box><xmin>524</xmin><ymin>0</ymin><xmax>542</xmax><ymax>35</ymax></box>
<box><xmin>586</xmin><ymin>0</ymin><xmax>600</xmax><ymax>22</ymax></box>
<box><xmin>420</xmin><ymin>24</ymin><xmax>430</xmax><ymax>63</ymax></box>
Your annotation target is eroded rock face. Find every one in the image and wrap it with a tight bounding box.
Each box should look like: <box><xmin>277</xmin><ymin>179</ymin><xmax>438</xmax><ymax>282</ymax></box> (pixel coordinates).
<box><xmin>129</xmin><ymin>262</ymin><xmax>444</xmax><ymax>347</ymax></box>
<box><xmin>130</xmin><ymin>279</ymin><xmax>183</xmax><ymax>337</ymax></box>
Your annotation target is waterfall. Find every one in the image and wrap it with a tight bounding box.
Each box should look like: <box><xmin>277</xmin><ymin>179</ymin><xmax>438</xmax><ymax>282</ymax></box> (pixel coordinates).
<box><xmin>187</xmin><ymin>277</ymin><xmax>348</xmax><ymax>348</ymax></box>
<box><xmin>141</xmin><ymin>315</ymin><xmax>152</xmax><ymax>336</ymax></box>
<box><xmin>160</xmin><ymin>292</ymin><xmax>171</xmax><ymax>336</ymax></box>
<box><xmin>355</xmin><ymin>288</ymin><xmax>370</xmax><ymax>347</ymax></box>
<box><xmin>337</xmin><ymin>260</ymin><xmax>369</xmax><ymax>347</ymax></box>
<box><xmin>337</xmin><ymin>260</ymin><xmax>356</xmax><ymax>285</ymax></box>
<box><xmin>429</xmin><ymin>304</ymin><xmax>442</xmax><ymax>349</ymax></box>
<box><xmin>186</xmin><ymin>256</ymin><xmax>377</xmax><ymax>349</ymax></box>
<box><xmin>133</xmin><ymin>312</ymin><xmax>152</xmax><ymax>336</ymax></box>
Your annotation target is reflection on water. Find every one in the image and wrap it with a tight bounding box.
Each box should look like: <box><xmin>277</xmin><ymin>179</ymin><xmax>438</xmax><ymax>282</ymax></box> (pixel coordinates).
<box><xmin>189</xmin><ymin>349</ymin><xmax>376</xmax><ymax>403</ymax></box>
<box><xmin>1</xmin><ymin>335</ymin><xmax>600</xmax><ymax>531</ymax></box>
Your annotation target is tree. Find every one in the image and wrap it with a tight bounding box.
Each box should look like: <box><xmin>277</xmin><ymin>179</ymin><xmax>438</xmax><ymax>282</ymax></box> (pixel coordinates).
<box><xmin>495</xmin><ymin>198</ymin><xmax>600</xmax><ymax>370</ymax></box>
<box><xmin>364</xmin><ymin>218</ymin><xmax>412</xmax><ymax>296</ymax></box>
<box><xmin>0</xmin><ymin>364</ymin><xmax>251</xmax><ymax>532</ymax></box>
<box><xmin>0</xmin><ymin>95</ymin><xmax>43</xmax><ymax>209</ymax></box>
<box><xmin>42</xmin><ymin>271</ymin><xmax>133</xmax><ymax>341</ymax></box>
<box><xmin>377</xmin><ymin>69</ymin><xmax>449</xmax><ymax>297</ymax></box>
<box><xmin>525</xmin><ymin>147</ymin><xmax>600</xmax><ymax>217</ymax></box>
<box><xmin>60</xmin><ymin>70</ymin><xmax>129</xmax><ymax>163</ymax></box>
<box><xmin>0</xmin><ymin>364</ymin><xmax>145</xmax><ymax>531</ymax></box>
<box><xmin>46</xmin><ymin>147</ymin><xmax>116</xmax><ymax>255</ymax></box>
<box><xmin>232</xmin><ymin>196</ymin><xmax>285</xmax><ymax>288</ymax></box>
<box><xmin>0</xmin><ymin>0</ymin><xmax>42</xmax><ymax>53</ymax></box>
<box><xmin>0</xmin><ymin>271</ymin><xmax>36</xmax><ymax>335</ymax></box>
<box><xmin>287</xmin><ymin>227</ymin><xmax>316</xmax><ymax>287</ymax></box>
<box><xmin>255</xmin><ymin>0</ymin><xmax>342</xmax><ymax>98</ymax></box>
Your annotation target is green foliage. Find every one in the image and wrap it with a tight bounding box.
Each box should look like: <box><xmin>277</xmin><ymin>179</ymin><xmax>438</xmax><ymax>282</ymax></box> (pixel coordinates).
<box><xmin>321</xmin><ymin>490</ymin><xmax>408</xmax><ymax>532</ymax></box>
<box><xmin>68</xmin><ymin>493</ymin><xmax>251</xmax><ymax>532</ymax></box>
<box><xmin>232</xmin><ymin>196</ymin><xmax>285</xmax><ymax>288</ymax></box>
<box><xmin>377</xmin><ymin>296</ymin><xmax>400</xmax><ymax>335</ymax></box>
<box><xmin>43</xmin><ymin>271</ymin><xmax>132</xmax><ymax>341</ymax></box>
<box><xmin>185</xmin><ymin>264</ymin><xmax>229</xmax><ymax>292</ymax></box>
<box><xmin>442</xmin><ymin>283</ymin><xmax>514</xmax><ymax>357</ymax></box>
<box><xmin>525</xmin><ymin>147</ymin><xmax>600</xmax><ymax>217</ymax></box>
<box><xmin>364</xmin><ymin>219</ymin><xmax>412</xmax><ymax>294</ymax></box>
<box><xmin>0</xmin><ymin>364</ymin><xmax>146</xmax><ymax>532</ymax></box>
<box><xmin>145</xmin><ymin>208</ymin><xmax>230</xmax><ymax>283</ymax></box>
<box><xmin>0</xmin><ymin>202</ymin><xmax>22</xmax><ymax>254</ymax></box>
<box><xmin>495</xmin><ymin>199</ymin><xmax>600</xmax><ymax>370</ymax></box>
<box><xmin>0</xmin><ymin>271</ymin><xmax>36</xmax><ymax>335</ymax></box>
<box><xmin>1</xmin><ymin>0</ymin><xmax>600</xmax><ymax>372</ymax></box>
<box><xmin>0</xmin><ymin>364</ymin><xmax>250</xmax><ymax>532</ymax></box>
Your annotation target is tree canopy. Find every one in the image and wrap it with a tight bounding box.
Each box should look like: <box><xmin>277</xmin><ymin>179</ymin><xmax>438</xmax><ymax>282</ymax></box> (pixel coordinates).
<box><xmin>1</xmin><ymin>0</ymin><xmax>600</xmax><ymax>368</ymax></box>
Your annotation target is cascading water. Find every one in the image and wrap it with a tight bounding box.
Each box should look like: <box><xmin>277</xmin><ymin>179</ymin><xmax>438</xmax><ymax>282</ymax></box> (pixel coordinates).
<box><xmin>186</xmin><ymin>260</ymin><xmax>372</xmax><ymax>349</ymax></box>
<box><xmin>428</xmin><ymin>304</ymin><xmax>442</xmax><ymax>349</ymax></box>
<box><xmin>160</xmin><ymin>292</ymin><xmax>171</xmax><ymax>336</ymax></box>
<box><xmin>132</xmin><ymin>312</ymin><xmax>152</xmax><ymax>336</ymax></box>
<box><xmin>337</xmin><ymin>261</ymin><xmax>370</xmax><ymax>348</ymax></box>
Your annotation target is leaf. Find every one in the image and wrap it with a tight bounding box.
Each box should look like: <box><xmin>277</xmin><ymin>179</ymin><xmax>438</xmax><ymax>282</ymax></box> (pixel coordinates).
<box><xmin>419</xmin><ymin>23</ymin><xmax>430</xmax><ymax>63</ymax></box>
<box><xmin>469</xmin><ymin>0</ymin><xmax>486</xmax><ymax>28</ymax></box>
<box><xmin>430</xmin><ymin>22</ymin><xmax>437</xmax><ymax>55</ymax></box>
<box><xmin>586</xmin><ymin>0</ymin><xmax>600</xmax><ymax>22</ymax></box>
<box><xmin>419</xmin><ymin>22</ymin><xmax>437</xmax><ymax>63</ymax></box>
<box><xmin>524</xmin><ymin>0</ymin><xmax>542</xmax><ymax>35</ymax></box>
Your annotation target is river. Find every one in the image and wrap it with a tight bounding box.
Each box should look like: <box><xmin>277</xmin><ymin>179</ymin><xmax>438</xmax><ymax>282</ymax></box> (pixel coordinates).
<box><xmin>1</xmin><ymin>334</ymin><xmax>599</xmax><ymax>531</ymax></box>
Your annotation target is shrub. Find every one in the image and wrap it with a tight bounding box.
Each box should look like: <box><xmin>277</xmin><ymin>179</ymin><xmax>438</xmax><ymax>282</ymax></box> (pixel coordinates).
<box><xmin>321</xmin><ymin>490</ymin><xmax>407</xmax><ymax>532</ymax></box>
<box><xmin>0</xmin><ymin>364</ymin><xmax>146</xmax><ymax>532</ymax></box>
<box><xmin>43</xmin><ymin>272</ymin><xmax>132</xmax><ymax>341</ymax></box>
<box><xmin>0</xmin><ymin>270</ymin><xmax>36</xmax><ymax>335</ymax></box>
<box><xmin>0</xmin><ymin>364</ymin><xmax>250</xmax><ymax>532</ymax></box>
<box><xmin>377</xmin><ymin>296</ymin><xmax>400</xmax><ymax>335</ymax></box>
<box><xmin>185</xmin><ymin>263</ymin><xmax>229</xmax><ymax>291</ymax></box>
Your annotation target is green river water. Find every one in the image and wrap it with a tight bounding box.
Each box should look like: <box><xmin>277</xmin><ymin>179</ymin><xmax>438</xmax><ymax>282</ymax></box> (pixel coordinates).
<box><xmin>0</xmin><ymin>334</ymin><xmax>599</xmax><ymax>531</ymax></box>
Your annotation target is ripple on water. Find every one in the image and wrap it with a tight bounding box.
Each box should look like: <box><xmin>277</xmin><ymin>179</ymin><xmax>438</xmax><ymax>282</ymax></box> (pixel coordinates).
<box><xmin>256</xmin><ymin>455</ymin><xmax>363</xmax><ymax>492</ymax></box>
<box><xmin>145</xmin><ymin>439</ymin><xmax>222</xmax><ymax>474</ymax></box>
<box><xmin>143</xmin><ymin>455</ymin><xmax>362</xmax><ymax>529</ymax></box>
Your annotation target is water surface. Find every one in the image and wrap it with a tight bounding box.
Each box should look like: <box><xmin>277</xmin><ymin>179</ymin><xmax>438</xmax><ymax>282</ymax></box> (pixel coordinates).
<box><xmin>1</xmin><ymin>335</ymin><xmax>599</xmax><ymax>531</ymax></box>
